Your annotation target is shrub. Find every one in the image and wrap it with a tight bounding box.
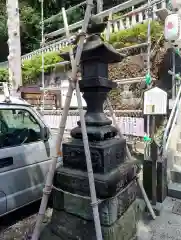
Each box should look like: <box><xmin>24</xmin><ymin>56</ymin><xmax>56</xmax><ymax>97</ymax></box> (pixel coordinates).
<box><xmin>22</xmin><ymin>51</ymin><xmax>64</xmax><ymax>84</ymax></box>
<box><xmin>109</xmin><ymin>20</ymin><xmax>163</xmax><ymax>47</ymax></box>
<box><xmin>0</xmin><ymin>68</ymin><xmax>9</xmax><ymax>82</ymax></box>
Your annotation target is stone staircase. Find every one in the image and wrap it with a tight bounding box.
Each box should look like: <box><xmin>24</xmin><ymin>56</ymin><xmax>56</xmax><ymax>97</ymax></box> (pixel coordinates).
<box><xmin>167</xmin><ymin>104</ymin><xmax>181</xmax><ymax>199</ymax></box>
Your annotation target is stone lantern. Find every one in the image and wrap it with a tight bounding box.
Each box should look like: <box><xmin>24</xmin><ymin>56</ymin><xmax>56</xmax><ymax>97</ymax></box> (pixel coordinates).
<box><xmin>40</xmin><ymin>20</ymin><xmax>142</xmax><ymax>240</ymax></box>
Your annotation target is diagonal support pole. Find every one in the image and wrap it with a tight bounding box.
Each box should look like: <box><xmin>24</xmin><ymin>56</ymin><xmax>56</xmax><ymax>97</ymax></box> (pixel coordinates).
<box><xmin>62</xmin><ymin>7</ymin><xmax>103</xmax><ymax>240</ymax></box>
<box><xmin>106</xmin><ymin>97</ymin><xmax>156</xmax><ymax>220</ymax></box>
<box><xmin>31</xmin><ymin>1</ymin><xmax>94</xmax><ymax>240</ymax></box>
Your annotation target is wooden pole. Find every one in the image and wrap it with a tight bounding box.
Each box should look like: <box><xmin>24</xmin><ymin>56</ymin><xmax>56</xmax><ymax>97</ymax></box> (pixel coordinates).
<box><xmin>137</xmin><ymin>177</ymin><xmax>156</xmax><ymax>219</ymax></box>
<box><xmin>6</xmin><ymin>0</ymin><xmax>22</xmax><ymax>95</ymax></box>
<box><xmin>31</xmin><ymin>1</ymin><xmax>93</xmax><ymax>239</ymax></box>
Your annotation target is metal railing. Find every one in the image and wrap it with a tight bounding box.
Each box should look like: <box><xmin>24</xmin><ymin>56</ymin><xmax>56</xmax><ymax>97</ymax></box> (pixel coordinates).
<box><xmin>162</xmin><ymin>71</ymin><xmax>181</xmax><ymax>155</ymax></box>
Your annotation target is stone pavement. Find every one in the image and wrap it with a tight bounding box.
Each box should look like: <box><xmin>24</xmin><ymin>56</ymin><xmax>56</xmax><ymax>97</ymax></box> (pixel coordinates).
<box><xmin>136</xmin><ymin>197</ymin><xmax>181</xmax><ymax>240</ymax></box>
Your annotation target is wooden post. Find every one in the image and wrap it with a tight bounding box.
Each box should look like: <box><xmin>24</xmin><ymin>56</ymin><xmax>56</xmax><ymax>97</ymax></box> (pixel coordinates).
<box><xmin>106</xmin><ymin>12</ymin><xmax>112</xmax><ymax>41</ymax></box>
<box><xmin>150</xmin><ymin>116</ymin><xmax>157</xmax><ymax>206</ymax></box>
<box><xmin>97</xmin><ymin>0</ymin><xmax>103</xmax><ymax>13</ymax></box>
<box><xmin>6</xmin><ymin>0</ymin><xmax>22</xmax><ymax>94</ymax></box>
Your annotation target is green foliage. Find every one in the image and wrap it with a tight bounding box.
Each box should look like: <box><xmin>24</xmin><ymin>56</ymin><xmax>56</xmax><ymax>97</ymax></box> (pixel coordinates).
<box><xmin>45</xmin><ymin>8</ymin><xmax>85</xmax><ymax>34</ymax></box>
<box><xmin>110</xmin><ymin>13</ymin><xmax>122</xmax><ymax>20</ymax></box>
<box><xmin>22</xmin><ymin>52</ymin><xmax>64</xmax><ymax>84</ymax></box>
<box><xmin>20</xmin><ymin>4</ymin><xmax>41</xmax><ymax>54</ymax></box>
<box><xmin>0</xmin><ymin>51</ymin><xmax>64</xmax><ymax>85</ymax></box>
<box><xmin>0</xmin><ymin>68</ymin><xmax>8</xmax><ymax>82</ymax></box>
<box><xmin>109</xmin><ymin>20</ymin><xmax>163</xmax><ymax>49</ymax></box>
<box><xmin>0</xmin><ymin>15</ymin><xmax>7</xmax><ymax>41</ymax></box>
<box><xmin>0</xmin><ymin>1</ymin><xmax>7</xmax><ymax>40</ymax></box>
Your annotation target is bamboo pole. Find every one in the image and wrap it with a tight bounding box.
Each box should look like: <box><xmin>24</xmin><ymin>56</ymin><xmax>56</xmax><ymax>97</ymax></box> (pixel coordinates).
<box><xmin>31</xmin><ymin>1</ymin><xmax>93</xmax><ymax>239</ymax></box>
<box><xmin>62</xmin><ymin>7</ymin><xmax>103</xmax><ymax>240</ymax></box>
<box><xmin>137</xmin><ymin>177</ymin><xmax>156</xmax><ymax>219</ymax></box>
<box><xmin>75</xmin><ymin>82</ymin><xmax>103</xmax><ymax>239</ymax></box>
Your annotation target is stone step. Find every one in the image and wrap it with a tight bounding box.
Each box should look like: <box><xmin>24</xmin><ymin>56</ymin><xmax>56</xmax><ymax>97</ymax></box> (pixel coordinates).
<box><xmin>168</xmin><ymin>99</ymin><xmax>176</xmax><ymax>110</ymax></box>
<box><xmin>174</xmin><ymin>152</ymin><xmax>181</xmax><ymax>165</ymax></box>
<box><xmin>168</xmin><ymin>182</ymin><xmax>181</xmax><ymax>199</ymax></box>
<box><xmin>170</xmin><ymin>169</ymin><xmax>181</xmax><ymax>184</ymax></box>
<box><xmin>177</xmin><ymin>141</ymin><xmax>181</xmax><ymax>152</ymax></box>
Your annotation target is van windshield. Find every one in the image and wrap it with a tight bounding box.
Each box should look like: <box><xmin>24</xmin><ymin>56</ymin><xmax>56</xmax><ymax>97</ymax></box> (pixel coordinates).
<box><xmin>0</xmin><ymin>109</ymin><xmax>41</xmax><ymax>148</ymax></box>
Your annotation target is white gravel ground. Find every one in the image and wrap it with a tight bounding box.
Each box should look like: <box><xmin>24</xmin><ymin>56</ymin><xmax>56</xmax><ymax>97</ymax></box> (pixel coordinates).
<box><xmin>0</xmin><ymin>202</ymin><xmax>52</xmax><ymax>240</ymax></box>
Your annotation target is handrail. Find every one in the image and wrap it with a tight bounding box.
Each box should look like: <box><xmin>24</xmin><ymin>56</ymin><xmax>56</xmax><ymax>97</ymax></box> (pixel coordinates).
<box><xmin>162</xmin><ymin>70</ymin><xmax>181</xmax><ymax>155</ymax></box>
<box><xmin>45</xmin><ymin>0</ymin><xmax>148</xmax><ymax>38</ymax></box>
<box><xmin>44</xmin><ymin>1</ymin><xmax>87</xmax><ymax>24</ymax></box>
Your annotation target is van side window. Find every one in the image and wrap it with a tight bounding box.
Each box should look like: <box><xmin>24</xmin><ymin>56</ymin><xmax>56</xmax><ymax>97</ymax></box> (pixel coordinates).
<box><xmin>0</xmin><ymin>109</ymin><xmax>41</xmax><ymax>148</ymax></box>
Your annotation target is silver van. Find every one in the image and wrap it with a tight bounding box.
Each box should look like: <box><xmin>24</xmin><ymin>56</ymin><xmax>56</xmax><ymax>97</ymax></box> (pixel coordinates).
<box><xmin>0</xmin><ymin>95</ymin><xmax>57</xmax><ymax>216</ymax></box>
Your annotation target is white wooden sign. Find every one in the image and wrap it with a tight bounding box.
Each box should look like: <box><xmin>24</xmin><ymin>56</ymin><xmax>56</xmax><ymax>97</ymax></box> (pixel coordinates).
<box><xmin>143</xmin><ymin>87</ymin><xmax>167</xmax><ymax>115</ymax></box>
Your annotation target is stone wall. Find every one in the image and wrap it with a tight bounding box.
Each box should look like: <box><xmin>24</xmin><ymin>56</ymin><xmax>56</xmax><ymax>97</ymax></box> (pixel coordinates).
<box><xmin>108</xmin><ymin>46</ymin><xmax>167</xmax><ymax>112</ymax></box>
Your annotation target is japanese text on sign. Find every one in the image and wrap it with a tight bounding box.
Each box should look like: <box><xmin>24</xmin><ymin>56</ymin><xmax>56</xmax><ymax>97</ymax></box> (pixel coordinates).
<box><xmin>117</xmin><ymin>117</ymin><xmax>144</xmax><ymax>137</ymax></box>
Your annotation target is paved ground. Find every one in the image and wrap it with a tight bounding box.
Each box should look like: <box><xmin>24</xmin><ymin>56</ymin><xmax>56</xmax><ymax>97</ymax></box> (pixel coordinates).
<box><xmin>137</xmin><ymin>197</ymin><xmax>181</xmax><ymax>240</ymax></box>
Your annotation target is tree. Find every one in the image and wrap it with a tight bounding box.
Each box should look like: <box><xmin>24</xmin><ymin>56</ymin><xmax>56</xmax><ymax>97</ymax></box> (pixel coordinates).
<box><xmin>20</xmin><ymin>3</ymin><xmax>41</xmax><ymax>54</ymax></box>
